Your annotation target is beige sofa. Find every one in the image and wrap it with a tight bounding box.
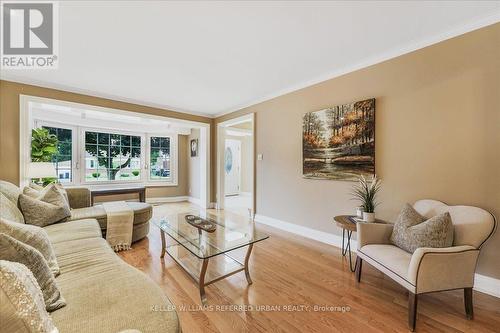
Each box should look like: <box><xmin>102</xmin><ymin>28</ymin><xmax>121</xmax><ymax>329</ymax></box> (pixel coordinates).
<box><xmin>0</xmin><ymin>181</ymin><xmax>180</xmax><ymax>332</ymax></box>
<box><xmin>356</xmin><ymin>199</ymin><xmax>497</xmax><ymax>331</ymax></box>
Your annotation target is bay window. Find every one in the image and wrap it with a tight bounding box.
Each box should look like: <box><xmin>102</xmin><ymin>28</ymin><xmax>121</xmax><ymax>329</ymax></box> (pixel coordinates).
<box><xmin>32</xmin><ymin>123</ymin><xmax>177</xmax><ymax>187</ymax></box>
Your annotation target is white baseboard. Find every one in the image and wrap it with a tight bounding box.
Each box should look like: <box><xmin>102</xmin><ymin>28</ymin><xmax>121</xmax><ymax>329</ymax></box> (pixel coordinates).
<box><xmin>254</xmin><ymin>214</ymin><xmax>356</xmax><ymax>251</ymax></box>
<box><xmin>146</xmin><ymin>196</ymin><xmax>189</xmax><ymax>204</ymax></box>
<box><xmin>474</xmin><ymin>273</ymin><xmax>500</xmax><ymax>298</ymax></box>
<box><xmin>254</xmin><ymin>213</ymin><xmax>500</xmax><ymax>298</ymax></box>
<box><xmin>188</xmin><ymin>196</ymin><xmax>202</xmax><ymax>207</ymax></box>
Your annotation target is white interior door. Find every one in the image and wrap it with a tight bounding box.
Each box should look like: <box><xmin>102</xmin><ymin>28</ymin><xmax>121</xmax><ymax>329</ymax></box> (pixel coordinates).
<box><xmin>224</xmin><ymin>139</ymin><xmax>241</xmax><ymax>196</ymax></box>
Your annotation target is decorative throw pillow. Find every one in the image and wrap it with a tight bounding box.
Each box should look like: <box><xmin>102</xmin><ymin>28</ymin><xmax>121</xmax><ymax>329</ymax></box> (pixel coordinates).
<box><xmin>0</xmin><ymin>233</ymin><xmax>66</xmax><ymax>311</ymax></box>
<box><xmin>0</xmin><ymin>260</ymin><xmax>57</xmax><ymax>333</ymax></box>
<box><xmin>390</xmin><ymin>204</ymin><xmax>454</xmax><ymax>253</ymax></box>
<box><xmin>0</xmin><ymin>218</ymin><xmax>60</xmax><ymax>276</ymax></box>
<box><xmin>0</xmin><ymin>193</ymin><xmax>25</xmax><ymax>224</ymax></box>
<box><xmin>0</xmin><ymin>180</ymin><xmax>22</xmax><ymax>206</ymax></box>
<box><xmin>24</xmin><ymin>183</ymin><xmax>70</xmax><ymax>206</ymax></box>
<box><xmin>19</xmin><ymin>184</ymin><xmax>71</xmax><ymax>227</ymax></box>
<box><xmin>29</xmin><ymin>182</ymin><xmax>45</xmax><ymax>191</ymax></box>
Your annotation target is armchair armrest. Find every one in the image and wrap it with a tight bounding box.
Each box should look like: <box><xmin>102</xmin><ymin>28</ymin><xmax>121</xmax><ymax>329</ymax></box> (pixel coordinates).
<box><xmin>408</xmin><ymin>245</ymin><xmax>479</xmax><ymax>293</ymax></box>
<box><xmin>357</xmin><ymin>222</ymin><xmax>394</xmax><ymax>250</ymax></box>
<box><xmin>65</xmin><ymin>187</ymin><xmax>91</xmax><ymax>209</ymax></box>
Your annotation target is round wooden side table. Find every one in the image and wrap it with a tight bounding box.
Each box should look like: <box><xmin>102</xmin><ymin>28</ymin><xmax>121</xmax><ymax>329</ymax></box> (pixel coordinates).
<box><xmin>334</xmin><ymin>215</ymin><xmax>383</xmax><ymax>272</ymax></box>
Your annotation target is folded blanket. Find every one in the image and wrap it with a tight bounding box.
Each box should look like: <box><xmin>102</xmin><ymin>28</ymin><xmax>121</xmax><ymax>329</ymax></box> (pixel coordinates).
<box><xmin>102</xmin><ymin>201</ymin><xmax>133</xmax><ymax>252</ymax></box>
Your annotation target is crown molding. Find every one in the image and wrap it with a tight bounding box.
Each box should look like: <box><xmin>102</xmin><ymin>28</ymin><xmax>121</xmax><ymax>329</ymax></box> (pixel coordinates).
<box><xmin>213</xmin><ymin>13</ymin><xmax>500</xmax><ymax>118</ymax></box>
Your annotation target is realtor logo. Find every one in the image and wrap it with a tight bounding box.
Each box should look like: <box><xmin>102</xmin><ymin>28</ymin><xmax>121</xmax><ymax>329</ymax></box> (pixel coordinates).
<box><xmin>1</xmin><ymin>1</ymin><xmax>58</xmax><ymax>68</ymax></box>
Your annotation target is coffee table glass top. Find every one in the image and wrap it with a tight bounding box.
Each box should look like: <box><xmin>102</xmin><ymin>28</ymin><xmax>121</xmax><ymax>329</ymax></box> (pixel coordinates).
<box><xmin>152</xmin><ymin>210</ymin><xmax>269</xmax><ymax>259</ymax></box>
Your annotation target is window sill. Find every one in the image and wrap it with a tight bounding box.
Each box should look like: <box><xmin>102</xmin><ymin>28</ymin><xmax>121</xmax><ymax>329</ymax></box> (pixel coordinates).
<box><xmin>63</xmin><ymin>182</ymin><xmax>178</xmax><ymax>190</ymax></box>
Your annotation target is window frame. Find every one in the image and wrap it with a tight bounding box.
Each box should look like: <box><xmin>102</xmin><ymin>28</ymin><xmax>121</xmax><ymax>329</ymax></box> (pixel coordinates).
<box><xmin>146</xmin><ymin>134</ymin><xmax>178</xmax><ymax>184</ymax></box>
<box><xmin>80</xmin><ymin>127</ymin><xmax>146</xmax><ymax>186</ymax></box>
<box><xmin>35</xmin><ymin>120</ymin><xmax>78</xmax><ymax>186</ymax></box>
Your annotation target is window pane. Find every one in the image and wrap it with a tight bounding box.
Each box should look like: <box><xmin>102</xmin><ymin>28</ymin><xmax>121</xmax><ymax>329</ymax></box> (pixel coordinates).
<box><xmin>149</xmin><ymin>137</ymin><xmax>171</xmax><ymax>180</ymax></box>
<box><xmin>97</xmin><ymin>146</ymin><xmax>108</xmax><ymax>158</ymax></box>
<box><xmin>41</xmin><ymin>126</ymin><xmax>73</xmax><ymax>182</ymax></box>
<box><xmin>121</xmin><ymin>135</ymin><xmax>130</xmax><ymax>146</ymax></box>
<box><xmin>132</xmin><ymin>136</ymin><xmax>141</xmax><ymax>147</ymax></box>
<box><xmin>150</xmin><ymin>137</ymin><xmax>160</xmax><ymax>147</ymax></box>
<box><xmin>85</xmin><ymin>132</ymin><xmax>97</xmax><ymax>144</ymax></box>
<box><xmin>98</xmin><ymin>132</ymin><xmax>109</xmax><ymax>145</ymax></box>
<box><xmin>110</xmin><ymin>134</ymin><xmax>121</xmax><ymax>146</ymax></box>
<box><xmin>85</xmin><ymin>144</ymin><xmax>97</xmax><ymax>156</ymax></box>
<box><xmin>159</xmin><ymin>137</ymin><xmax>169</xmax><ymax>147</ymax></box>
<box><xmin>85</xmin><ymin>130</ymin><xmax>141</xmax><ymax>182</ymax></box>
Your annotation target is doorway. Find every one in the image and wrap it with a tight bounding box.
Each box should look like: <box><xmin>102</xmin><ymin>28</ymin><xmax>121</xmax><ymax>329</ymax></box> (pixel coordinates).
<box><xmin>217</xmin><ymin>114</ymin><xmax>254</xmax><ymax>217</ymax></box>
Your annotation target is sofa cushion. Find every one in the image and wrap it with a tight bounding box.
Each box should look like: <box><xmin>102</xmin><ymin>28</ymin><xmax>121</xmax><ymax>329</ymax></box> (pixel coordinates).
<box><xmin>51</xmin><ymin>237</ymin><xmax>180</xmax><ymax>333</ymax></box>
<box><xmin>359</xmin><ymin>244</ymin><xmax>412</xmax><ymax>282</ymax></box>
<box><xmin>44</xmin><ymin>219</ymin><xmax>102</xmax><ymax>244</ymax></box>
<box><xmin>0</xmin><ymin>233</ymin><xmax>66</xmax><ymax>312</ymax></box>
<box><xmin>0</xmin><ymin>218</ymin><xmax>60</xmax><ymax>276</ymax></box>
<box><xmin>70</xmin><ymin>202</ymin><xmax>152</xmax><ymax>229</ymax></box>
<box><xmin>0</xmin><ymin>193</ymin><xmax>24</xmax><ymax>224</ymax></box>
<box><xmin>390</xmin><ymin>203</ymin><xmax>453</xmax><ymax>253</ymax></box>
<box><xmin>0</xmin><ymin>260</ymin><xmax>57</xmax><ymax>333</ymax></box>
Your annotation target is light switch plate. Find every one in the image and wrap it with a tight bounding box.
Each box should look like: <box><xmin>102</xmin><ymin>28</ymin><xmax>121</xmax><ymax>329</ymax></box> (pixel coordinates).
<box><xmin>257</xmin><ymin>154</ymin><xmax>263</xmax><ymax>161</ymax></box>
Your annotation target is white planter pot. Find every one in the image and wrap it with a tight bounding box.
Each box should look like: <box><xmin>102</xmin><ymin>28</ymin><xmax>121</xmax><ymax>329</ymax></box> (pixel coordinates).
<box><xmin>356</xmin><ymin>207</ymin><xmax>364</xmax><ymax>218</ymax></box>
<box><xmin>363</xmin><ymin>212</ymin><xmax>375</xmax><ymax>223</ymax></box>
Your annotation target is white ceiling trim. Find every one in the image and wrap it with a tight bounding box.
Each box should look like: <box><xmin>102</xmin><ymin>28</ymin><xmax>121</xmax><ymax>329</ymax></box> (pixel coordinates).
<box><xmin>2</xmin><ymin>10</ymin><xmax>499</xmax><ymax>119</ymax></box>
<box><xmin>1</xmin><ymin>75</ymin><xmax>214</xmax><ymax>118</ymax></box>
<box><xmin>213</xmin><ymin>11</ymin><xmax>500</xmax><ymax>117</ymax></box>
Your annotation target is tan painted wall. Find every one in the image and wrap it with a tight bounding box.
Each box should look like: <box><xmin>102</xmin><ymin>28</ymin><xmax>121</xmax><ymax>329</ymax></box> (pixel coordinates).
<box><xmin>187</xmin><ymin>129</ymin><xmax>201</xmax><ymax>199</ymax></box>
<box><xmin>0</xmin><ymin>81</ymin><xmax>207</xmax><ymax>198</ymax></box>
<box><xmin>215</xmin><ymin>24</ymin><xmax>500</xmax><ymax>279</ymax></box>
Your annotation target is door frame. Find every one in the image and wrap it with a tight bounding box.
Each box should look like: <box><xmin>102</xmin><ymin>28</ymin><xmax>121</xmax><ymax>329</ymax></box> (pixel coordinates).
<box><xmin>216</xmin><ymin>113</ymin><xmax>255</xmax><ymax>213</ymax></box>
<box><xmin>224</xmin><ymin>138</ymin><xmax>242</xmax><ymax>196</ymax></box>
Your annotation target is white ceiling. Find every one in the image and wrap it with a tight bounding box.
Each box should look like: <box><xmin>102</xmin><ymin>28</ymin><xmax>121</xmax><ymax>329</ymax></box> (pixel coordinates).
<box><xmin>2</xmin><ymin>1</ymin><xmax>499</xmax><ymax>117</ymax></box>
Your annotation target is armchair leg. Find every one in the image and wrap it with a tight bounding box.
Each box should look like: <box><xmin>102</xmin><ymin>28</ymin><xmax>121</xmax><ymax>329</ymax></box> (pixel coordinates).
<box><xmin>464</xmin><ymin>288</ymin><xmax>474</xmax><ymax>320</ymax></box>
<box><xmin>408</xmin><ymin>292</ymin><xmax>418</xmax><ymax>332</ymax></box>
<box><xmin>355</xmin><ymin>257</ymin><xmax>362</xmax><ymax>282</ymax></box>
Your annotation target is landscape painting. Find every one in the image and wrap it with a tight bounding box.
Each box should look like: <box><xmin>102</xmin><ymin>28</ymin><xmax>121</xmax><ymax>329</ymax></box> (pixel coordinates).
<box><xmin>302</xmin><ymin>98</ymin><xmax>375</xmax><ymax>181</ymax></box>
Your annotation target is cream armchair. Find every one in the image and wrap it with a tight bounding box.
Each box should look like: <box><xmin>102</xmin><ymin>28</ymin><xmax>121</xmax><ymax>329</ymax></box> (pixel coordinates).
<box><xmin>355</xmin><ymin>199</ymin><xmax>496</xmax><ymax>331</ymax></box>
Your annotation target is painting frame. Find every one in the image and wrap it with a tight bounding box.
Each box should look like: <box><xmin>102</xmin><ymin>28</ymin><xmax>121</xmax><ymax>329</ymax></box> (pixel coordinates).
<box><xmin>302</xmin><ymin>98</ymin><xmax>375</xmax><ymax>181</ymax></box>
<box><xmin>190</xmin><ymin>139</ymin><xmax>198</xmax><ymax>157</ymax></box>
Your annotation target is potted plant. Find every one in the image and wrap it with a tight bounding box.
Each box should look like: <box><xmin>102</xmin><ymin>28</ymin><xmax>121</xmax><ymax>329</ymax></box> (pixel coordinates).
<box><xmin>351</xmin><ymin>175</ymin><xmax>381</xmax><ymax>222</ymax></box>
<box><xmin>31</xmin><ymin>128</ymin><xmax>58</xmax><ymax>185</ymax></box>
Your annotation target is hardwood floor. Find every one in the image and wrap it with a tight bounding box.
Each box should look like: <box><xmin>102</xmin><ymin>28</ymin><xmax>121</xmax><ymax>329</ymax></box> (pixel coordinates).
<box><xmin>119</xmin><ymin>202</ymin><xmax>500</xmax><ymax>333</ymax></box>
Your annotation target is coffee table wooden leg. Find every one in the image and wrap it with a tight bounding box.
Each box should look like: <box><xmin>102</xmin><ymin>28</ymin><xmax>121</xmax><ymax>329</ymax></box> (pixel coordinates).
<box><xmin>199</xmin><ymin>258</ymin><xmax>209</xmax><ymax>305</ymax></box>
<box><xmin>244</xmin><ymin>244</ymin><xmax>254</xmax><ymax>285</ymax></box>
<box><xmin>160</xmin><ymin>230</ymin><xmax>166</xmax><ymax>259</ymax></box>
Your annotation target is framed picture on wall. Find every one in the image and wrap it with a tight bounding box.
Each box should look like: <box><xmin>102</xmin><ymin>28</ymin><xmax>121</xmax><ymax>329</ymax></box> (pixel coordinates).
<box><xmin>302</xmin><ymin>98</ymin><xmax>375</xmax><ymax>181</ymax></box>
<box><xmin>190</xmin><ymin>139</ymin><xmax>198</xmax><ymax>157</ymax></box>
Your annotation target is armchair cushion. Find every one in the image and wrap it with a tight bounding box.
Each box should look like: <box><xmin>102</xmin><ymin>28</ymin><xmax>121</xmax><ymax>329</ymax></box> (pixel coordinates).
<box><xmin>407</xmin><ymin>246</ymin><xmax>478</xmax><ymax>293</ymax></box>
<box><xmin>357</xmin><ymin>222</ymin><xmax>394</xmax><ymax>249</ymax></box>
<box><xmin>390</xmin><ymin>204</ymin><xmax>453</xmax><ymax>253</ymax></box>
<box><xmin>357</xmin><ymin>244</ymin><xmax>414</xmax><ymax>291</ymax></box>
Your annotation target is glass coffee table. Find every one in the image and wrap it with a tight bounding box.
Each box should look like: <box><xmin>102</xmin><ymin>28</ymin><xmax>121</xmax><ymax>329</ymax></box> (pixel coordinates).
<box><xmin>152</xmin><ymin>210</ymin><xmax>269</xmax><ymax>304</ymax></box>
